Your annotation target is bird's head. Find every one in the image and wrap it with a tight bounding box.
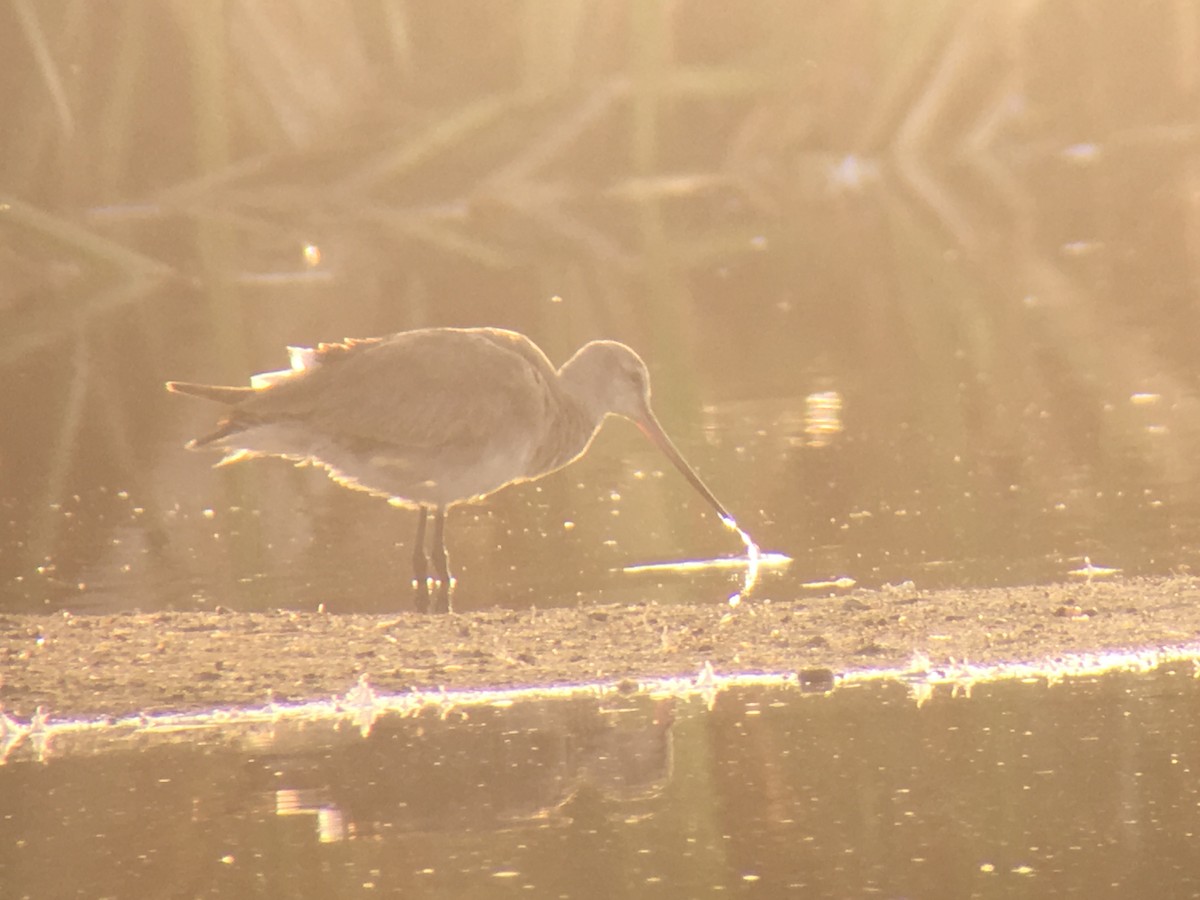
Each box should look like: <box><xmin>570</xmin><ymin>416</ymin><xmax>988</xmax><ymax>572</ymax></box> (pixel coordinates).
<box><xmin>560</xmin><ymin>339</ymin><xmax>733</xmax><ymax>523</ymax></box>
<box><xmin>559</xmin><ymin>340</ymin><xmax>654</xmax><ymax>425</ymax></box>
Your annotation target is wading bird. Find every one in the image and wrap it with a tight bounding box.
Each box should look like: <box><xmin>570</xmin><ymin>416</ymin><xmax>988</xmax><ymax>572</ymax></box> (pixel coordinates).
<box><xmin>167</xmin><ymin>327</ymin><xmax>745</xmax><ymax>612</ymax></box>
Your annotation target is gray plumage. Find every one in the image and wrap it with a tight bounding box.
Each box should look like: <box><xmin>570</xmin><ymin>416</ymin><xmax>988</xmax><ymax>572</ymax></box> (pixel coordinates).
<box><xmin>167</xmin><ymin>326</ymin><xmax>732</xmax><ymax>610</ymax></box>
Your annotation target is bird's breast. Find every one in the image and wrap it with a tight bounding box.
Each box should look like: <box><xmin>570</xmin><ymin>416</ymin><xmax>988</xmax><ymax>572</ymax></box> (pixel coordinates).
<box><xmin>524</xmin><ymin>399</ymin><xmax>600</xmax><ymax>481</ymax></box>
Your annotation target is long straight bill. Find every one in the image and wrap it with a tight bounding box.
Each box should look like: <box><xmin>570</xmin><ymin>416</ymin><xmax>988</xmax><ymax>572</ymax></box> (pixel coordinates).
<box><xmin>636</xmin><ymin>413</ymin><xmax>768</xmax><ymax>604</ymax></box>
<box><xmin>635</xmin><ymin>414</ymin><xmax>733</xmax><ymax>522</ymax></box>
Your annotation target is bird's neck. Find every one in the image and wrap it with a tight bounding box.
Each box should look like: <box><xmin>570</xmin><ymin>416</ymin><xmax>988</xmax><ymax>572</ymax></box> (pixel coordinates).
<box><xmin>557</xmin><ymin>355</ymin><xmax>611</xmax><ymax>425</ymax></box>
<box><xmin>526</xmin><ymin>378</ymin><xmax>607</xmax><ymax>478</ymax></box>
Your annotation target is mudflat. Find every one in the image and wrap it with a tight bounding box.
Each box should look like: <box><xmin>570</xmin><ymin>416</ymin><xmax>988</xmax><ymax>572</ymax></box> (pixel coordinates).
<box><xmin>3</xmin><ymin>576</ymin><xmax>1199</xmax><ymax>719</ymax></box>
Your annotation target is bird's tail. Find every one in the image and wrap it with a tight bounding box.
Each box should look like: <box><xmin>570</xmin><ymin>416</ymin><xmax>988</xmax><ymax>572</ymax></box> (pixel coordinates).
<box><xmin>165</xmin><ymin>381</ymin><xmax>255</xmax><ymax>404</ymax></box>
<box><xmin>166</xmin><ymin>381</ymin><xmax>256</xmax><ymax>450</ymax></box>
<box><xmin>185</xmin><ymin>423</ymin><xmax>248</xmax><ymax>451</ymax></box>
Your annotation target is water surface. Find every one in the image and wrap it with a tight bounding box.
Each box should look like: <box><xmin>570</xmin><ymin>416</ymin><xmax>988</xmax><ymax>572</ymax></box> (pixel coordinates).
<box><xmin>4</xmin><ymin>665</ymin><xmax>1200</xmax><ymax>897</ymax></box>
<box><xmin>4</xmin><ymin>8</ymin><xmax>1200</xmax><ymax>895</ymax></box>
<box><xmin>5</xmin><ymin>3</ymin><xmax>1200</xmax><ymax>614</ymax></box>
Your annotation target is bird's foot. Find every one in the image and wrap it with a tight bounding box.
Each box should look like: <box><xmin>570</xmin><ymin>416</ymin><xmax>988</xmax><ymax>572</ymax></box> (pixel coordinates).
<box><xmin>431</xmin><ymin>576</ymin><xmax>454</xmax><ymax>614</ymax></box>
<box><xmin>412</xmin><ymin>576</ymin><xmax>432</xmax><ymax>614</ymax></box>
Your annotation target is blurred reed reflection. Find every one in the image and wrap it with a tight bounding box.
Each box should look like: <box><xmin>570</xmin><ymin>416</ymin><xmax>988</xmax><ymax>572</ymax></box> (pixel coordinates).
<box><xmin>4</xmin><ymin>2</ymin><xmax>1200</xmax><ymax>611</ymax></box>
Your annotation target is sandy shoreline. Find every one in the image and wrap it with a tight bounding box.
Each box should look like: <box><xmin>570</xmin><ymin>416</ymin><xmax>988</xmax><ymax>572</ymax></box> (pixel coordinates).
<box><xmin>3</xmin><ymin>575</ymin><xmax>1199</xmax><ymax>719</ymax></box>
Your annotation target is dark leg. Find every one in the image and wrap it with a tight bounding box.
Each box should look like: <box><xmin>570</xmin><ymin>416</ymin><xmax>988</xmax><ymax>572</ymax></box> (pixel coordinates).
<box><xmin>431</xmin><ymin>506</ymin><xmax>452</xmax><ymax>613</ymax></box>
<box><xmin>412</xmin><ymin>506</ymin><xmax>430</xmax><ymax>613</ymax></box>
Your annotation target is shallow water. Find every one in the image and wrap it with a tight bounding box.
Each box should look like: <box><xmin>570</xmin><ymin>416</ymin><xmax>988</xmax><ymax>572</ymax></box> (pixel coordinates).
<box><xmin>5</xmin><ymin>4</ymin><xmax>1200</xmax><ymax>616</ymax></box>
<box><xmin>4</xmin><ymin>664</ymin><xmax>1200</xmax><ymax>898</ymax></box>
<box><xmin>5</xmin><ymin>6</ymin><xmax>1200</xmax><ymax>896</ymax></box>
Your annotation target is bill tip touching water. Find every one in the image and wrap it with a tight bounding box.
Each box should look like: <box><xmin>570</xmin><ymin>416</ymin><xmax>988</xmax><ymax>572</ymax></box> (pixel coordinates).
<box><xmin>167</xmin><ymin>326</ymin><xmax>780</xmax><ymax>611</ymax></box>
<box><xmin>725</xmin><ymin>514</ymin><xmax>765</xmax><ymax>604</ymax></box>
<box><xmin>623</xmin><ymin>511</ymin><xmax>791</xmax><ymax>605</ymax></box>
